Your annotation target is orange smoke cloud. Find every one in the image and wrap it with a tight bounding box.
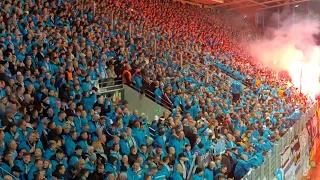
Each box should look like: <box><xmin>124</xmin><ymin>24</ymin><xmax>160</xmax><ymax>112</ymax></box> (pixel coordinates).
<box><xmin>247</xmin><ymin>17</ymin><xmax>320</xmax><ymax>98</ymax></box>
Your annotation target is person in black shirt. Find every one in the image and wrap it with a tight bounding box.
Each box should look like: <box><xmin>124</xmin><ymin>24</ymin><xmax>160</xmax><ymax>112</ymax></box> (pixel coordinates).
<box><xmin>128</xmin><ymin>146</ymin><xmax>138</xmax><ymax>166</ymax></box>
<box><xmin>141</xmin><ymin>76</ymin><xmax>152</xmax><ymax>96</ymax></box>
<box><xmin>89</xmin><ymin>163</ymin><xmax>105</xmax><ymax>180</ymax></box>
<box><xmin>93</xmin><ymin>95</ymin><xmax>107</xmax><ymax>116</ymax></box>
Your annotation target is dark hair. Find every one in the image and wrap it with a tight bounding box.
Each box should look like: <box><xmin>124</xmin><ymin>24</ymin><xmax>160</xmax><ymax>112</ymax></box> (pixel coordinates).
<box><xmin>120</xmin><ymin>165</ymin><xmax>128</xmax><ymax>172</ymax></box>
<box><xmin>108</xmin><ymin>156</ymin><xmax>118</xmax><ymax>164</ymax></box>
<box><xmin>195</xmin><ymin>167</ymin><xmax>203</xmax><ymax>174</ymax></box>
<box><xmin>55</xmin><ymin>164</ymin><xmax>64</xmax><ymax>171</ymax></box>
<box><xmin>77</xmin><ymin>168</ymin><xmax>88</xmax><ymax>178</ymax></box>
<box><xmin>33</xmin><ymin>170</ymin><xmax>41</xmax><ymax>179</ymax></box>
<box><xmin>23</xmin><ymin>152</ymin><xmax>31</xmax><ymax>157</ymax></box>
<box><xmin>162</xmin><ymin>156</ymin><xmax>169</xmax><ymax>162</ymax></box>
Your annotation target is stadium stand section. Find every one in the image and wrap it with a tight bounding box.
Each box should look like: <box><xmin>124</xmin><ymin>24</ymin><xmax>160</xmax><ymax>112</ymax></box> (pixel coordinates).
<box><xmin>0</xmin><ymin>0</ymin><xmax>315</xmax><ymax>180</ymax></box>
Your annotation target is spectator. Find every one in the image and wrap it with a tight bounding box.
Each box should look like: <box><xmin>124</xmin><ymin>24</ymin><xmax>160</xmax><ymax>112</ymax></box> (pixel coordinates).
<box><xmin>234</xmin><ymin>154</ymin><xmax>252</xmax><ymax>180</ymax></box>
<box><xmin>193</xmin><ymin>167</ymin><xmax>204</xmax><ymax>180</ymax></box>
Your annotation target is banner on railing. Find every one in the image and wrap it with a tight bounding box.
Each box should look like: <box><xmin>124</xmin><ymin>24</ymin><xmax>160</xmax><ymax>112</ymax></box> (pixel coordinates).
<box><xmin>291</xmin><ymin>137</ymin><xmax>301</xmax><ymax>166</ymax></box>
<box><xmin>280</xmin><ymin>146</ymin><xmax>291</xmax><ymax>167</ymax></box>
<box><xmin>244</xmin><ymin>102</ymin><xmax>318</xmax><ymax>180</ymax></box>
<box><xmin>283</xmin><ymin>158</ymin><xmax>295</xmax><ymax>180</ymax></box>
<box><xmin>307</xmin><ymin>115</ymin><xmax>319</xmax><ymax>141</ymax></box>
<box><xmin>280</xmin><ymin>135</ymin><xmax>302</xmax><ymax>180</ymax></box>
<box><xmin>299</xmin><ymin>127</ymin><xmax>310</xmax><ymax>178</ymax></box>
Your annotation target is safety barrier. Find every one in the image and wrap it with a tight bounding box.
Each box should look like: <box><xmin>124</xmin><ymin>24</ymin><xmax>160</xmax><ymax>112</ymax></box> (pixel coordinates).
<box><xmin>97</xmin><ymin>80</ymin><xmax>125</xmax><ymax>105</ymax></box>
<box><xmin>241</xmin><ymin>100</ymin><xmax>318</xmax><ymax>180</ymax></box>
<box><xmin>97</xmin><ymin>79</ymin><xmax>173</xmax><ymax>110</ymax></box>
<box><xmin>185</xmin><ymin>101</ymin><xmax>318</xmax><ymax>180</ymax></box>
<box><xmin>0</xmin><ymin>165</ymin><xmax>19</xmax><ymax>180</ymax></box>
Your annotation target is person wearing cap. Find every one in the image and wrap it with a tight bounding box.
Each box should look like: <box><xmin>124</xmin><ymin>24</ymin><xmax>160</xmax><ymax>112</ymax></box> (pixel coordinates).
<box><xmin>50</xmin><ymin>148</ymin><xmax>68</xmax><ymax>172</ymax></box>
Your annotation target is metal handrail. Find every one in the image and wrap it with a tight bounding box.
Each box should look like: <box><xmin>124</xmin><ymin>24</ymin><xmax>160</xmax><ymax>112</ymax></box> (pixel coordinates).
<box><xmin>131</xmin><ymin>85</ymin><xmax>174</xmax><ymax>111</ymax></box>
<box><xmin>98</xmin><ymin>79</ymin><xmax>123</xmax><ymax>87</ymax></box>
<box><xmin>0</xmin><ymin>166</ymin><xmax>19</xmax><ymax>180</ymax></box>
<box><xmin>188</xmin><ymin>51</ymin><xmax>251</xmax><ymax>87</ymax></box>
<box><xmin>98</xmin><ymin>84</ymin><xmax>124</xmax><ymax>93</ymax></box>
<box><xmin>97</xmin><ymin>78</ymin><xmax>173</xmax><ymax>111</ymax></box>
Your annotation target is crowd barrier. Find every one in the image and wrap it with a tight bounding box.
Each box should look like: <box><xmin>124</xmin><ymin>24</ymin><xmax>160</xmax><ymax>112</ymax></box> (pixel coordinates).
<box><xmin>188</xmin><ymin>101</ymin><xmax>319</xmax><ymax>180</ymax></box>
<box><xmin>96</xmin><ymin>80</ymin><xmax>125</xmax><ymax>105</ymax></box>
<box><xmin>241</xmin><ymin>100</ymin><xmax>318</xmax><ymax>180</ymax></box>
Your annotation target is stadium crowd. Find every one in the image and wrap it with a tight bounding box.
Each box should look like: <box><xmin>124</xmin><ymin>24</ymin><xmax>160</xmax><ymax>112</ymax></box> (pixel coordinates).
<box><xmin>0</xmin><ymin>0</ymin><xmax>310</xmax><ymax>180</ymax></box>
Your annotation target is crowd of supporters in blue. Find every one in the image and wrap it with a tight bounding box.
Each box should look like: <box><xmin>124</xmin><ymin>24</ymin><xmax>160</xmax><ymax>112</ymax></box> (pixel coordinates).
<box><xmin>0</xmin><ymin>0</ymin><xmax>311</xmax><ymax>180</ymax></box>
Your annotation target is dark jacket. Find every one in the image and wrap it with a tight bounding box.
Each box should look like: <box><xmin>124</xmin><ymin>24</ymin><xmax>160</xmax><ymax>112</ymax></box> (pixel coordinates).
<box><xmin>89</xmin><ymin>171</ymin><xmax>104</xmax><ymax>180</ymax></box>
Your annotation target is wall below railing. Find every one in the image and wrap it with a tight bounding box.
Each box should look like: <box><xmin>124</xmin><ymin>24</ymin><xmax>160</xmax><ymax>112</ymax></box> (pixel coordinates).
<box><xmin>123</xmin><ymin>85</ymin><xmax>170</xmax><ymax>124</ymax></box>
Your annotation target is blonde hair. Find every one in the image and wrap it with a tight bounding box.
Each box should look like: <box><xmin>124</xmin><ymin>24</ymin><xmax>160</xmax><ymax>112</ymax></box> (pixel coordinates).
<box><xmin>92</xmin><ymin>140</ymin><xmax>102</xmax><ymax>149</ymax></box>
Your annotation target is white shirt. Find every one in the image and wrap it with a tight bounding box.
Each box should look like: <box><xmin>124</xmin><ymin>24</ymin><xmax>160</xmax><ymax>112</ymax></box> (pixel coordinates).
<box><xmin>180</xmin><ymin>160</ymin><xmax>187</xmax><ymax>179</ymax></box>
